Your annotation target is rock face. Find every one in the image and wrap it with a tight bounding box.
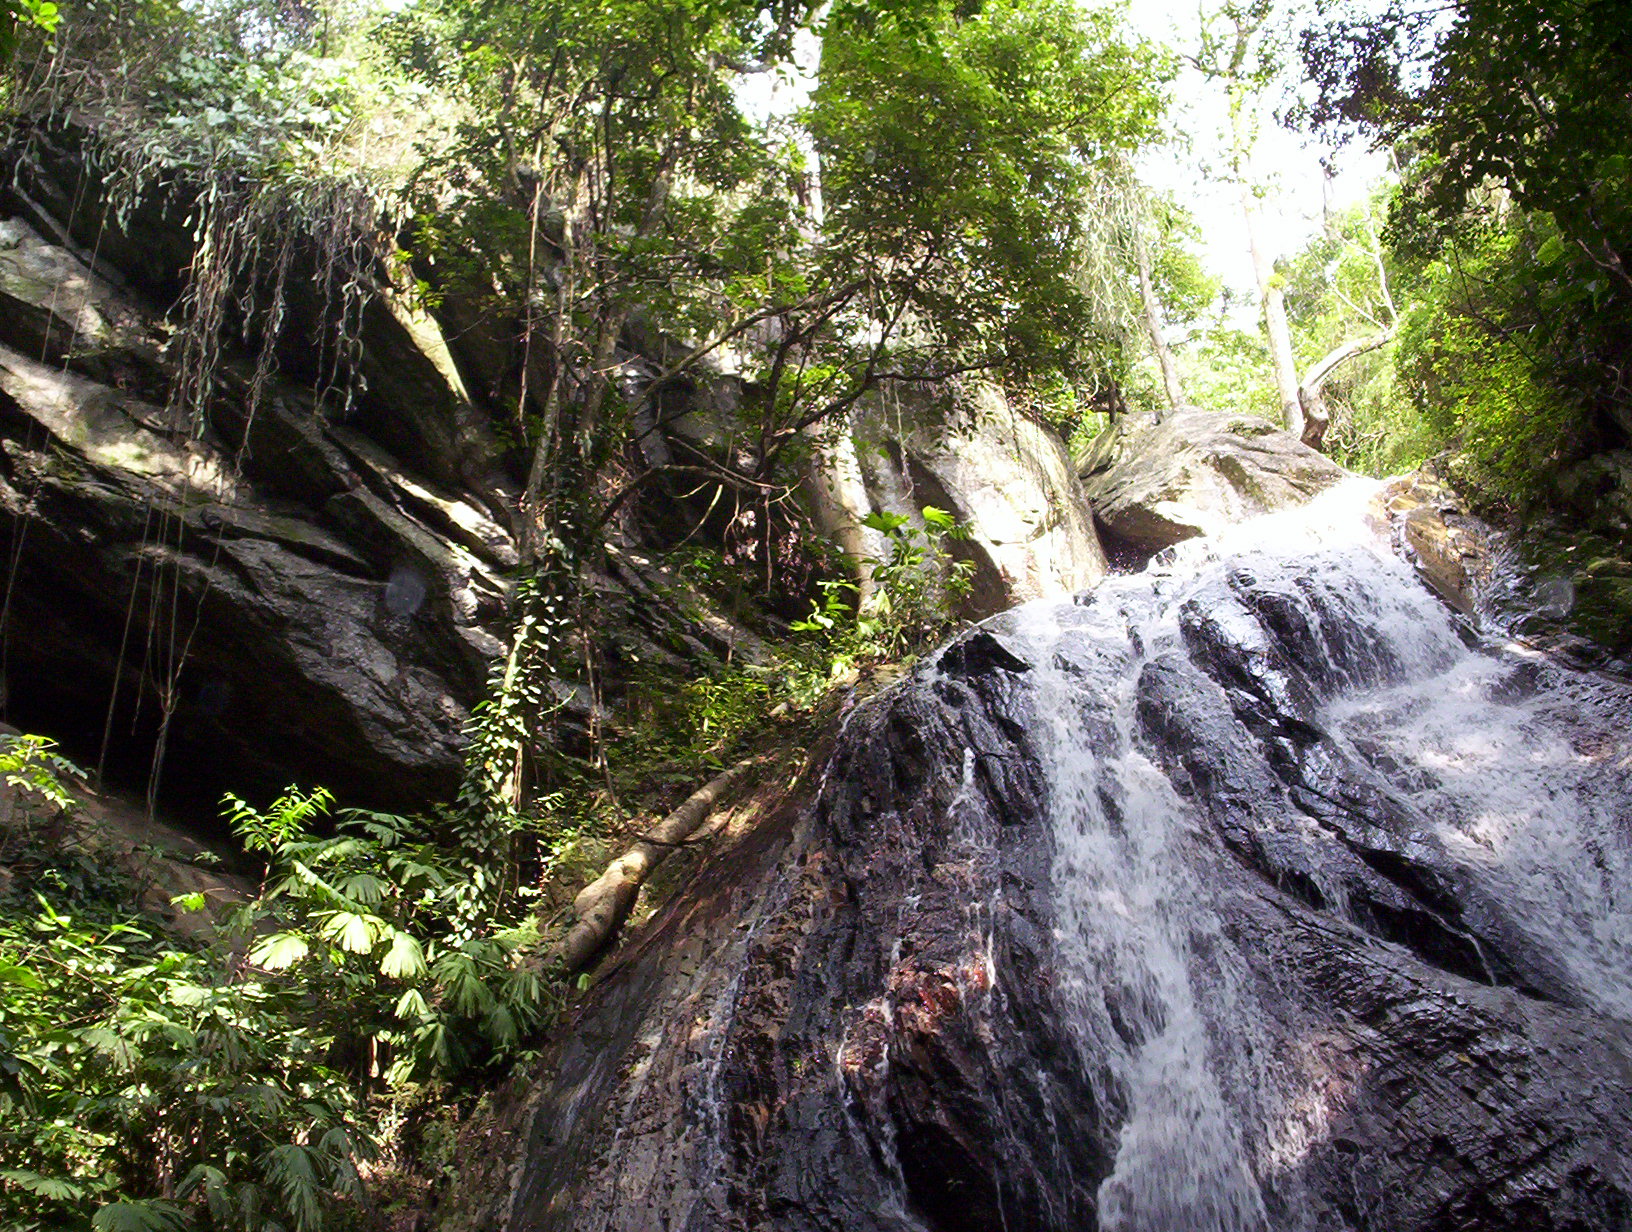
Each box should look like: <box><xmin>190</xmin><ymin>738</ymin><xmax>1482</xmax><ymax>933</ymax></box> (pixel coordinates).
<box><xmin>452</xmin><ymin>495</ymin><xmax>1632</xmax><ymax>1232</ymax></box>
<box><xmin>807</xmin><ymin>383</ymin><xmax>1106</xmax><ymax>619</ymax></box>
<box><xmin>1372</xmin><ymin>468</ymin><xmax>1632</xmax><ymax>675</ymax></box>
<box><xmin>0</xmin><ymin>208</ymin><xmax>516</xmax><ymax>809</ymax></box>
<box><xmin>0</xmin><ymin>155</ymin><xmax>1107</xmax><ymax>813</ymax></box>
<box><xmin>1372</xmin><ymin>471</ymin><xmax>1496</xmax><ymax>616</ymax></box>
<box><xmin>1081</xmin><ymin>409</ymin><xmax>1347</xmax><ymax>557</ymax></box>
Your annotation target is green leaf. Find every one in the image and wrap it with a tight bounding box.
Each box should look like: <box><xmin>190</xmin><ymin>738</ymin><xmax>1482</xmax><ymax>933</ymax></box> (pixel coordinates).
<box><xmin>334</xmin><ymin>872</ymin><xmax>390</xmax><ymax>905</ymax></box>
<box><xmin>393</xmin><ymin>987</ymin><xmax>430</xmax><ymax>1021</ymax></box>
<box><xmin>2</xmin><ymin>1169</ymin><xmax>85</xmax><ymax>1201</ymax></box>
<box><xmin>321</xmin><ymin>911</ymin><xmax>380</xmax><ymax>954</ymax></box>
<box><xmin>861</xmin><ymin>510</ymin><xmax>910</xmax><ymax>534</ymax></box>
<box><xmin>91</xmin><ymin>1200</ymin><xmax>187</xmax><ymax>1232</ymax></box>
<box><xmin>263</xmin><ymin>1144</ymin><xmax>321</xmax><ymax>1232</ymax></box>
<box><xmin>379</xmin><ymin>931</ymin><xmax>426</xmax><ymax>980</ymax></box>
<box><xmin>249</xmin><ymin>932</ymin><xmax>311</xmax><ymax>971</ymax></box>
<box><xmin>169</xmin><ymin>891</ymin><xmax>208</xmax><ymax>913</ymax></box>
<box><xmin>178</xmin><ymin>1165</ymin><xmax>231</xmax><ymax>1223</ymax></box>
<box><xmin>0</xmin><ymin>962</ymin><xmax>42</xmax><ymax>989</ymax></box>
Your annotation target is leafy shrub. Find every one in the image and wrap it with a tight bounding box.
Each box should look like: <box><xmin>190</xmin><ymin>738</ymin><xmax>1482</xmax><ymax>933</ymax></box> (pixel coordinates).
<box><xmin>0</xmin><ymin>734</ymin><xmax>82</xmax><ymax>856</ymax></box>
<box><xmin>791</xmin><ymin>504</ymin><xmax>975</xmax><ymax>687</ymax></box>
<box><xmin>222</xmin><ymin>788</ymin><xmax>552</xmax><ymax>1087</ymax></box>
<box><xmin>1394</xmin><ymin>220</ymin><xmax>1588</xmax><ymax>505</ymax></box>
<box><xmin>0</xmin><ymin>897</ymin><xmax>371</xmax><ymax>1232</ymax></box>
<box><xmin>0</xmin><ymin>746</ymin><xmax>550</xmax><ymax>1231</ymax></box>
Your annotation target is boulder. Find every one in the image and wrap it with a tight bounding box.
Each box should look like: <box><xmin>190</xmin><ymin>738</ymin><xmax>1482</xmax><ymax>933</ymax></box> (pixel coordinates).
<box><xmin>1372</xmin><ymin>471</ymin><xmax>1494</xmax><ymax>616</ymax></box>
<box><xmin>1081</xmin><ymin>409</ymin><xmax>1347</xmax><ymax>557</ymax></box>
<box><xmin>807</xmin><ymin>382</ymin><xmax>1107</xmax><ymax>619</ymax></box>
<box><xmin>447</xmin><ymin>534</ymin><xmax>1632</xmax><ymax>1232</ymax></box>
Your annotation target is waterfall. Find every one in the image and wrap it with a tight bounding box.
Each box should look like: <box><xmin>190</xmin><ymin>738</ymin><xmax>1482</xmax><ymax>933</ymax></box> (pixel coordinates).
<box><xmin>992</xmin><ymin>477</ymin><xmax>1632</xmax><ymax>1230</ymax></box>
<box><xmin>499</xmin><ymin>477</ymin><xmax>1632</xmax><ymax>1232</ymax></box>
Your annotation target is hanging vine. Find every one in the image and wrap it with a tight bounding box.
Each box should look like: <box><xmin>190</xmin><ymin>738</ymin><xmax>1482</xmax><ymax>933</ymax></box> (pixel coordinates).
<box><xmin>0</xmin><ymin>0</ymin><xmax>431</xmax><ymax>807</ymax></box>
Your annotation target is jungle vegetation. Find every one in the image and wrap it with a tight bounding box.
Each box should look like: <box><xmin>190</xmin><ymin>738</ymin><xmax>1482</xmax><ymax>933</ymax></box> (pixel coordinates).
<box><xmin>0</xmin><ymin>0</ymin><xmax>1627</xmax><ymax>1226</ymax></box>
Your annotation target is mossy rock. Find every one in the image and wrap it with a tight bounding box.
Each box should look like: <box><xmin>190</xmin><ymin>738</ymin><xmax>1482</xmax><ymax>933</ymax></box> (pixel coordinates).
<box><xmin>1499</xmin><ymin>524</ymin><xmax>1632</xmax><ymax>667</ymax></box>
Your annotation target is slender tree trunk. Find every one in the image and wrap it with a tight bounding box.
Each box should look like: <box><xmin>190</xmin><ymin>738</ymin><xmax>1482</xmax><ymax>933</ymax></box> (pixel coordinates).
<box><xmin>521</xmin><ymin>186</ymin><xmax>583</xmax><ymax>568</ymax></box>
<box><xmin>1297</xmin><ymin>328</ymin><xmax>1394</xmax><ymax>450</ymax></box>
<box><xmin>1135</xmin><ymin>229</ymin><xmax>1185</xmax><ymax>418</ymax></box>
<box><xmin>1241</xmin><ymin>189</ymin><xmax>1303</xmax><ymax>437</ymax></box>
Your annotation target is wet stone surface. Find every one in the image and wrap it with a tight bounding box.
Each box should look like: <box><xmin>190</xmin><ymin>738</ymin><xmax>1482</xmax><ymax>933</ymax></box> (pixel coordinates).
<box><xmin>466</xmin><ymin>486</ymin><xmax>1632</xmax><ymax>1232</ymax></box>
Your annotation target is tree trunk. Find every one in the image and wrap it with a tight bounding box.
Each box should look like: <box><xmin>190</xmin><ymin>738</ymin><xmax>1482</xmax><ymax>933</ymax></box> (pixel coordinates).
<box><xmin>1296</xmin><ymin>328</ymin><xmax>1394</xmax><ymax>450</ymax></box>
<box><xmin>547</xmin><ymin>756</ymin><xmax>764</xmax><ymax>975</ymax></box>
<box><xmin>1241</xmin><ymin>190</ymin><xmax>1303</xmax><ymax>437</ymax></box>
<box><xmin>1135</xmin><ymin>229</ymin><xmax>1185</xmax><ymax>418</ymax></box>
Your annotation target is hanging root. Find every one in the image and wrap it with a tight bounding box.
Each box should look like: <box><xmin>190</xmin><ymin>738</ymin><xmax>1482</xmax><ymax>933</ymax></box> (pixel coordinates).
<box><xmin>548</xmin><ymin>755</ymin><xmax>765</xmax><ymax>977</ymax></box>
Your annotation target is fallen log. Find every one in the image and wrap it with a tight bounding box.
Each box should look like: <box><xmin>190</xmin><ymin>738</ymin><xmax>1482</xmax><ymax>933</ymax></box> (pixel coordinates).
<box><xmin>547</xmin><ymin>755</ymin><xmax>764</xmax><ymax>976</ymax></box>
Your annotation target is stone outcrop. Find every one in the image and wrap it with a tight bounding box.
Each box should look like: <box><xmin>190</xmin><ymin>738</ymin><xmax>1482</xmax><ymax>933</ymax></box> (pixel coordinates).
<box><xmin>0</xmin><ymin>207</ymin><xmax>519</xmax><ymax>809</ymax></box>
<box><xmin>0</xmin><ymin>196</ymin><xmax>802</xmax><ymax>810</ymax></box>
<box><xmin>1372</xmin><ymin>471</ymin><xmax>1495</xmax><ymax>616</ymax></box>
<box><xmin>1373</xmin><ymin>467</ymin><xmax>1632</xmax><ymax>674</ymax></box>
<box><xmin>806</xmin><ymin>382</ymin><xmax>1107</xmax><ymax>618</ymax></box>
<box><xmin>0</xmin><ymin>722</ymin><xmax>251</xmax><ymax>937</ymax></box>
<box><xmin>447</xmin><ymin>515</ymin><xmax>1632</xmax><ymax>1232</ymax></box>
<box><xmin>1081</xmin><ymin>409</ymin><xmax>1347</xmax><ymax>557</ymax></box>
<box><xmin>0</xmin><ymin>144</ymin><xmax>1111</xmax><ymax>814</ymax></box>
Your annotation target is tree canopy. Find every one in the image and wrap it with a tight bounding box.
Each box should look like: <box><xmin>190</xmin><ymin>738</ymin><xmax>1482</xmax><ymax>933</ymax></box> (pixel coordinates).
<box><xmin>1301</xmin><ymin>0</ymin><xmax>1632</xmax><ymax>491</ymax></box>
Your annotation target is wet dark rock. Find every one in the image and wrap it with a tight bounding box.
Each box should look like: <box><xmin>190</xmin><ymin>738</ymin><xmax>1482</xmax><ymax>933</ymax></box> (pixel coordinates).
<box><xmin>450</xmin><ymin>547</ymin><xmax>1632</xmax><ymax>1231</ymax></box>
<box><xmin>0</xmin><ymin>220</ymin><xmax>506</xmax><ymax>810</ymax></box>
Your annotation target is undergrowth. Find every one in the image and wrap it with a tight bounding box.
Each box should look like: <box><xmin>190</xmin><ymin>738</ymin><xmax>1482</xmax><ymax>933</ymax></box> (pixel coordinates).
<box><xmin>0</xmin><ymin>492</ymin><xmax>972</xmax><ymax>1228</ymax></box>
<box><xmin>0</xmin><ymin>736</ymin><xmax>551</xmax><ymax>1232</ymax></box>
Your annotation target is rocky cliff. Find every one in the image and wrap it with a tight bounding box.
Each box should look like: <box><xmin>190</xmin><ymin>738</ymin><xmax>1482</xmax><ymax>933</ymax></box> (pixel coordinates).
<box><xmin>0</xmin><ymin>138</ymin><xmax>1107</xmax><ymax>815</ymax></box>
<box><xmin>445</xmin><ymin>474</ymin><xmax>1632</xmax><ymax>1232</ymax></box>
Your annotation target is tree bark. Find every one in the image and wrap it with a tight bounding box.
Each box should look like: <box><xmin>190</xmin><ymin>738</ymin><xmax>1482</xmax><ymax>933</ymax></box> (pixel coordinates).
<box><xmin>1296</xmin><ymin>328</ymin><xmax>1394</xmax><ymax>450</ymax></box>
<box><xmin>547</xmin><ymin>756</ymin><xmax>764</xmax><ymax>975</ymax></box>
<box><xmin>1241</xmin><ymin>189</ymin><xmax>1303</xmax><ymax>437</ymax></box>
<box><xmin>1135</xmin><ymin>229</ymin><xmax>1185</xmax><ymax>418</ymax></box>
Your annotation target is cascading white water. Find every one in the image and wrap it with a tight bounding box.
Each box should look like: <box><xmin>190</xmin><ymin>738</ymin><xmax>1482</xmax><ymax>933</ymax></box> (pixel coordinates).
<box><xmin>1323</xmin><ymin>648</ymin><xmax>1632</xmax><ymax>1020</ymax></box>
<box><xmin>1001</xmin><ymin>477</ymin><xmax>1632</xmax><ymax>1231</ymax></box>
<box><xmin>1012</xmin><ymin>583</ymin><xmax>1275</xmax><ymax>1232</ymax></box>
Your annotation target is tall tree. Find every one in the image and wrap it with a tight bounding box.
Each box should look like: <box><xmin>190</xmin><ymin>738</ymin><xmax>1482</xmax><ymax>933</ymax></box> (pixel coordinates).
<box><xmin>1282</xmin><ymin>193</ymin><xmax>1402</xmax><ymax>450</ymax></box>
<box><xmin>1192</xmin><ymin>0</ymin><xmax>1304</xmax><ymax>436</ymax></box>
<box><xmin>1303</xmin><ymin>0</ymin><xmax>1632</xmax><ymax>293</ymax></box>
<box><xmin>1077</xmin><ymin>165</ymin><xmax>1210</xmax><ymax>420</ymax></box>
<box><xmin>1134</xmin><ymin>223</ymin><xmax>1187</xmax><ymax>416</ymax></box>
<box><xmin>406</xmin><ymin>0</ymin><xmax>1170</xmax><ymax>815</ymax></box>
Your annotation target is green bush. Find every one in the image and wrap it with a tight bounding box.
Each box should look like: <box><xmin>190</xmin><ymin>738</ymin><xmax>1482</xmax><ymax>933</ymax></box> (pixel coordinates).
<box><xmin>0</xmin><ymin>898</ymin><xmax>371</xmax><ymax>1232</ymax></box>
<box><xmin>0</xmin><ymin>744</ymin><xmax>550</xmax><ymax>1231</ymax></box>
<box><xmin>790</xmin><ymin>505</ymin><xmax>975</xmax><ymax>694</ymax></box>
<box><xmin>222</xmin><ymin>789</ymin><xmax>551</xmax><ymax>1087</ymax></box>
<box><xmin>1394</xmin><ymin>221</ymin><xmax>1588</xmax><ymax>506</ymax></box>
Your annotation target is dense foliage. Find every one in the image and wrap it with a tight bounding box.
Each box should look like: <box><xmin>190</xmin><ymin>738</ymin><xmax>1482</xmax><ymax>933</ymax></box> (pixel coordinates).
<box><xmin>1300</xmin><ymin>0</ymin><xmax>1632</xmax><ymax>501</ymax></box>
<box><xmin>9</xmin><ymin>0</ymin><xmax>1629</xmax><ymax>1221</ymax></box>
<box><xmin>0</xmin><ymin>737</ymin><xmax>552</xmax><ymax>1231</ymax></box>
<box><xmin>374</xmin><ymin>0</ymin><xmax>1176</xmax><ymax>829</ymax></box>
